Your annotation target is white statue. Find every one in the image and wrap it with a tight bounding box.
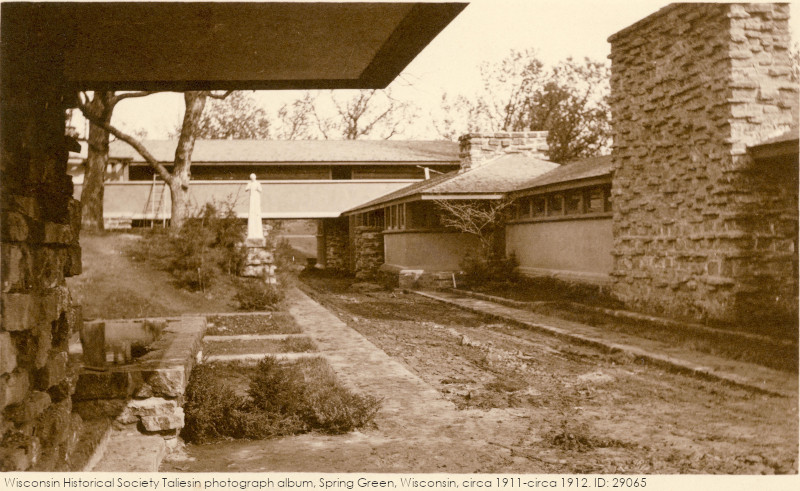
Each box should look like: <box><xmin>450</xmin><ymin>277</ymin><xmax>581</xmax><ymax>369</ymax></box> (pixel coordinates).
<box><xmin>245</xmin><ymin>173</ymin><xmax>265</xmax><ymax>244</ymax></box>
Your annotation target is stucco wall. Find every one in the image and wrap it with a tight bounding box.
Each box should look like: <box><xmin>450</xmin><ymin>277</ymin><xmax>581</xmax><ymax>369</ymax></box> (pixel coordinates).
<box><xmin>506</xmin><ymin>217</ymin><xmax>613</xmax><ymax>282</ymax></box>
<box><xmin>608</xmin><ymin>3</ymin><xmax>798</xmax><ymax>323</ymax></box>
<box><xmin>383</xmin><ymin>232</ymin><xmax>480</xmax><ymax>271</ymax></box>
<box><xmin>74</xmin><ymin>179</ymin><xmax>419</xmax><ymax>220</ymax></box>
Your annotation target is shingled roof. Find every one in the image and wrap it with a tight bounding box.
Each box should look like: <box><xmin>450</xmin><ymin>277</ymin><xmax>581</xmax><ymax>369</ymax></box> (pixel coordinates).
<box><xmin>109</xmin><ymin>139</ymin><xmax>459</xmax><ymax>164</ymax></box>
<box><xmin>512</xmin><ymin>155</ymin><xmax>612</xmax><ymax>194</ymax></box>
<box><xmin>346</xmin><ymin>154</ymin><xmax>559</xmax><ymax>213</ymax></box>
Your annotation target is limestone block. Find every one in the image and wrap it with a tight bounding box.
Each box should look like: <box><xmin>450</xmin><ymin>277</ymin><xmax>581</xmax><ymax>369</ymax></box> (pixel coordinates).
<box><xmin>117</xmin><ymin>398</ymin><xmax>183</xmax><ymax>431</ymax></box>
<box><xmin>141</xmin><ymin>368</ymin><xmax>184</xmax><ymax>398</ymax></box>
<box><xmin>34</xmin><ymin>248</ymin><xmax>63</xmax><ymax>290</ymax></box>
<box><xmin>36</xmin><ymin>352</ymin><xmax>68</xmax><ymax>390</ymax></box>
<box><xmin>1</xmin><ymin>293</ymin><xmax>34</xmax><ymax>331</ymax></box>
<box><xmin>141</xmin><ymin>408</ymin><xmax>184</xmax><ymax>432</ymax></box>
<box><xmin>398</xmin><ymin>270</ymin><xmax>423</xmax><ymax>289</ymax></box>
<box><xmin>241</xmin><ymin>265</ymin><xmax>267</xmax><ymax>277</ymax></box>
<box><xmin>1</xmin><ymin>371</ymin><xmax>30</xmax><ymax>409</ymax></box>
<box><xmin>6</xmin><ymin>391</ymin><xmax>51</xmax><ymax>424</ymax></box>
<box><xmin>64</xmin><ymin>246</ymin><xmax>82</xmax><ymax>277</ymax></box>
<box><xmin>72</xmin><ymin>370</ymin><xmax>142</xmax><ymax>401</ymax></box>
<box><xmin>0</xmin><ymin>332</ymin><xmax>17</xmax><ymax>375</ymax></box>
<box><xmin>33</xmin><ymin>327</ymin><xmax>52</xmax><ymax>369</ymax></box>
<box><xmin>2</xmin><ymin>212</ymin><xmax>29</xmax><ymax>242</ymax></box>
<box><xmin>0</xmin><ymin>447</ymin><xmax>31</xmax><ymax>471</ymax></box>
<box><xmin>245</xmin><ymin>237</ymin><xmax>266</xmax><ymax>248</ymax></box>
<box><xmin>245</xmin><ymin>248</ymin><xmax>274</xmax><ymax>265</ymax></box>
<box><xmin>1</xmin><ymin>244</ymin><xmax>31</xmax><ymax>292</ymax></box>
<box><xmin>43</xmin><ymin>223</ymin><xmax>72</xmax><ymax>245</ymax></box>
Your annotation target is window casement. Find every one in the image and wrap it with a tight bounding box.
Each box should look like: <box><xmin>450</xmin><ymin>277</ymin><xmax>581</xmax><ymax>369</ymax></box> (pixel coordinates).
<box><xmin>512</xmin><ymin>183</ymin><xmax>612</xmax><ymax>222</ymax></box>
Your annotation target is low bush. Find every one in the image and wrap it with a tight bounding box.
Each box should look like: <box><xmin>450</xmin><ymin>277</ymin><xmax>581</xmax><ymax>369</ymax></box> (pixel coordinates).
<box><xmin>182</xmin><ymin>365</ymin><xmax>248</xmax><ymax>442</ymax></box>
<box><xmin>233</xmin><ymin>278</ymin><xmax>285</xmax><ymax>311</ymax></box>
<box><xmin>182</xmin><ymin>356</ymin><xmax>382</xmax><ymax>444</ymax></box>
<box><xmin>129</xmin><ymin>200</ymin><xmax>248</xmax><ymax>293</ymax></box>
<box><xmin>460</xmin><ymin>253</ymin><xmax>520</xmax><ymax>286</ymax></box>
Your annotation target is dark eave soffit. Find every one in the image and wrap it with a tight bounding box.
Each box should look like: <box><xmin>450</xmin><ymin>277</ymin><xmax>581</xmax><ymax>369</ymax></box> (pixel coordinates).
<box><xmin>45</xmin><ymin>2</ymin><xmax>466</xmax><ymax>91</ymax></box>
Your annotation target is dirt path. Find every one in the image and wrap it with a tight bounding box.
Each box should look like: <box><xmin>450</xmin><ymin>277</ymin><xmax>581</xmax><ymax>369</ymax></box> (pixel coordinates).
<box><xmin>66</xmin><ymin>232</ymin><xmax>237</xmax><ymax>319</ymax></box>
<box><xmin>163</xmin><ymin>276</ymin><xmax>797</xmax><ymax>474</ymax></box>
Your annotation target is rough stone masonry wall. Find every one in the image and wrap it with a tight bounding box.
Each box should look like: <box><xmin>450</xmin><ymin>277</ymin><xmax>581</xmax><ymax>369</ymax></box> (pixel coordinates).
<box><xmin>321</xmin><ymin>217</ymin><xmax>350</xmax><ymax>272</ymax></box>
<box><xmin>458</xmin><ymin>132</ymin><xmax>549</xmax><ymax>170</ymax></box>
<box><xmin>1</xmin><ymin>93</ymin><xmax>84</xmax><ymax>469</ymax></box>
<box><xmin>0</xmin><ymin>7</ymin><xmax>85</xmax><ymax>470</ymax></box>
<box><xmin>608</xmin><ymin>3</ymin><xmax>798</xmax><ymax>323</ymax></box>
<box><xmin>353</xmin><ymin>226</ymin><xmax>385</xmax><ymax>281</ymax></box>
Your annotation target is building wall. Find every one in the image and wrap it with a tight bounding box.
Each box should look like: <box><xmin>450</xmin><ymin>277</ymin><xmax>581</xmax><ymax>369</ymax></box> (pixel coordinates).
<box><xmin>608</xmin><ymin>3</ymin><xmax>798</xmax><ymax>323</ymax></box>
<box><xmin>506</xmin><ymin>217</ymin><xmax>613</xmax><ymax>283</ymax></box>
<box><xmin>383</xmin><ymin>232</ymin><xmax>480</xmax><ymax>271</ymax></box>
<box><xmin>1</xmin><ymin>12</ymin><xmax>84</xmax><ymax>470</ymax></box>
<box><xmin>75</xmin><ymin>179</ymin><xmax>419</xmax><ymax>221</ymax></box>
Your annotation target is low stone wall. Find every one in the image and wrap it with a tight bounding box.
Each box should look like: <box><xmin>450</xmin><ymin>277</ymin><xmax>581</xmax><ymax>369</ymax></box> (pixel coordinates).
<box><xmin>353</xmin><ymin>226</ymin><xmax>384</xmax><ymax>281</ymax></box>
<box><xmin>72</xmin><ymin>316</ymin><xmax>205</xmax><ymax>457</ymax></box>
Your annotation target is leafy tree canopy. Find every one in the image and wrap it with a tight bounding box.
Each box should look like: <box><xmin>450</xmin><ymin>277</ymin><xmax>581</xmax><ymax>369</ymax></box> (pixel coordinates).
<box><xmin>186</xmin><ymin>91</ymin><xmax>271</xmax><ymax>139</ymax></box>
<box><xmin>436</xmin><ymin>50</ymin><xmax>611</xmax><ymax>163</ymax></box>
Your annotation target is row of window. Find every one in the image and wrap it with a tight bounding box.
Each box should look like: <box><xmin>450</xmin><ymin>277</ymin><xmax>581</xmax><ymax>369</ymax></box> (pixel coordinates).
<box><xmin>353</xmin><ymin>184</ymin><xmax>612</xmax><ymax>232</ymax></box>
<box><xmin>513</xmin><ymin>185</ymin><xmax>611</xmax><ymax>220</ymax></box>
<box><xmin>385</xmin><ymin>203</ymin><xmax>406</xmax><ymax>230</ymax></box>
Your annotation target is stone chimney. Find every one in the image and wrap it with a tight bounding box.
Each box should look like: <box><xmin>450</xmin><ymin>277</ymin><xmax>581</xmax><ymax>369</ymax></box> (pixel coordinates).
<box><xmin>458</xmin><ymin>131</ymin><xmax>549</xmax><ymax>171</ymax></box>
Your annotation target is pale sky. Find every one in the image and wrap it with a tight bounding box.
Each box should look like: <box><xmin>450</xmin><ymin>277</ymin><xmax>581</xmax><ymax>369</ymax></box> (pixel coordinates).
<box><xmin>79</xmin><ymin>0</ymin><xmax>800</xmax><ymax>140</ymax></box>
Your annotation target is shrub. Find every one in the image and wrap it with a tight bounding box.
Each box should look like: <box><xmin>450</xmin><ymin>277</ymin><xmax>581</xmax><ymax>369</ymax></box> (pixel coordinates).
<box><xmin>460</xmin><ymin>253</ymin><xmax>520</xmax><ymax>286</ymax></box>
<box><xmin>301</xmin><ymin>384</ymin><xmax>382</xmax><ymax>433</ymax></box>
<box><xmin>234</xmin><ymin>278</ymin><xmax>284</xmax><ymax>311</ymax></box>
<box><xmin>182</xmin><ymin>356</ymin><xmax>382</xmax><ymax>443</ymax></box>
<box><xmin>182</xmin><ymin>365</ymin><xmax>248</xmax><ymax>443</ymax></box>
<box><xmin>248</xmin><ymin>356</ymin><xmax>305</xmax><ymax>415</ymax></box>
<box><xmin>128</xmin><ymin>200</ymin><xmax>247</xmax><ymax>293</ymax></box>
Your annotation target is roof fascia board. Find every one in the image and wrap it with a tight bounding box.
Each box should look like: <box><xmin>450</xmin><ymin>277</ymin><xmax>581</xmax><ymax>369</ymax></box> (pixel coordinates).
<box><xmin>747</xmin><ymin>140</ymin><xmax>800</xmax><ymax>162</ymax></box>
<box><xmin>358</xmin><ymin>3</ymin><xmax>468</xmax><ymax>88</ymax></box>
<box><xmin>510</xmin><ymin>175</ymin><xmax>612</xmax><ymax>198</ymax></box>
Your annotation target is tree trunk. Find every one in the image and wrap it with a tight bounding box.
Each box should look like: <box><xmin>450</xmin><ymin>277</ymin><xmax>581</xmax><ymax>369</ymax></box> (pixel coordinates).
<box><xmin>169</xmin><ymin>91</ymin><xmax>208</xmax><ymax>229</ymax></box>
<box><xmin>80</xmin><ymin>92</ymin><xmax>115</xmax><ymax>231</ymax></box>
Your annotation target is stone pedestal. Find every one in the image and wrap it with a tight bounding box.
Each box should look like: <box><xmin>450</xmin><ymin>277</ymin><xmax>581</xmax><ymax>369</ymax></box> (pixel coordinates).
<box><xmin>241</xmin><ymin>245</ymin><xmax>277</xmax><ymax>284</ymax></box>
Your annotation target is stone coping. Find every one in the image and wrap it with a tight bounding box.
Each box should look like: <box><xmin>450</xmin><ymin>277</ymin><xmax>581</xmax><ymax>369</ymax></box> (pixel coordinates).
<box><xmin>73</xmin><ymin>315</ymin><xmax>206</xmax><ymax>401</ymax></box>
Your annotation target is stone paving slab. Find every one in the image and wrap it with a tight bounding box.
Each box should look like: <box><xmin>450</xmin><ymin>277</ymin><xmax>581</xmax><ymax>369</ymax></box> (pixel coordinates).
<box><xmin>414</xmin><ymin>290</ymin><xmax>797</xmax><ymax>398</ymax></box>
<box><xmin>89</xmin><ymin>428</ymin><xmax>167</xmax><ymax>472</ymax></box>
<box><xmin>285</xmin><ymin>287</ymin><xmax>469</xmax><ymax>436</ymax></box>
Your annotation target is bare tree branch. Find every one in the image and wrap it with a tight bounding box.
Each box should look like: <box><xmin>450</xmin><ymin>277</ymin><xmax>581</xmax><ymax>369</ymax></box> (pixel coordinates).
<box><xmin>207</xmin><ymin>90</ymin><xmax>233</xmax><ymax>100</ymax></box>
<box><xmin>433</xmin><ymin>198</ymin><xmax>513</xmax><ymax>257</ymax></box>
<box><xmin>77</xmin><ymin>95</ymin><xmax>173</xmax><ymax>185</ymax></box>
<box><xmin>110</xmin><ymin>91</ymin><xmax>157</xmax><ymax>104</ymax></box>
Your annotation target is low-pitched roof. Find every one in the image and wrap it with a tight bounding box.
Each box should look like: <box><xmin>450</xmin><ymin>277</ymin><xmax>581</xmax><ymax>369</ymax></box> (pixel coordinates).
<box><xmin>109</xmin><ymin>139</ymin><xmax>458</xmax><ymax>164</ymax></box>
<box><xmin>513</xmin><ymin>155</ymin><xmax>613</xmax><ymax>194</ymax></box>
<box><xmin>747</xmin><ymin>126</ymin><xmax>799</xmax><ymax>162</ymax></box>
<box><xmin>346</xmin><ymin>154</ymin><xmax>559</xmax><ymax>213</ymax></box>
